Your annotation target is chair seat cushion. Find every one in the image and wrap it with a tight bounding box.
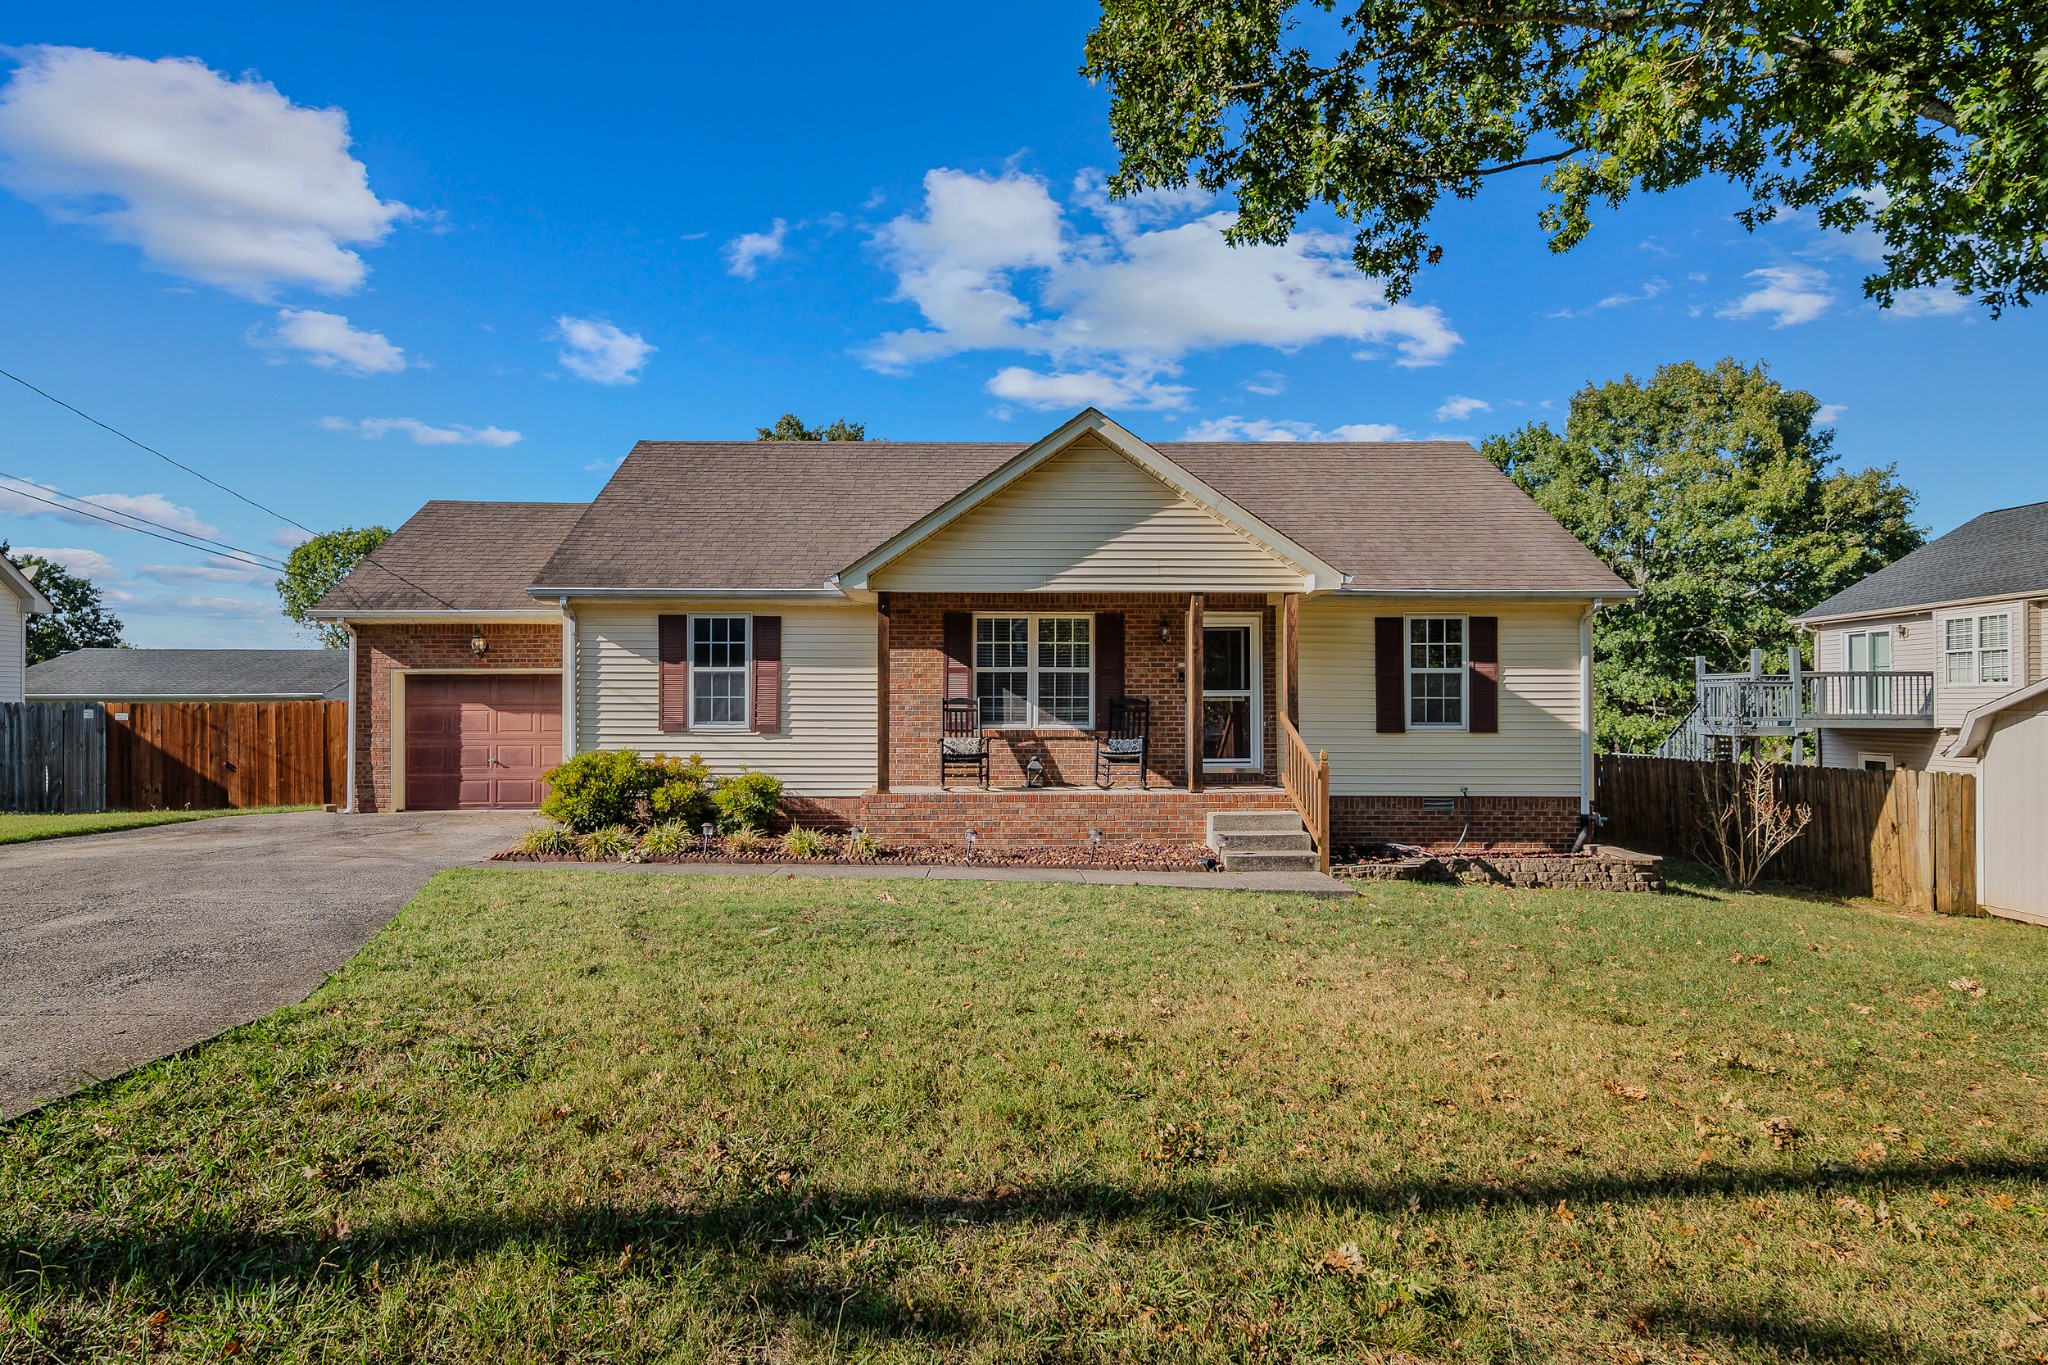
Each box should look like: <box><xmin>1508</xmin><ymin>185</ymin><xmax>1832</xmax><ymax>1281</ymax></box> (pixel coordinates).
<box><xmin>1105</xmin><ymin>737</ymin><xmax>1144</xmax><ymax>755</ymax></box>
<box><xmin>941</xmin><ymin>736</ymin><xmax>986</xmax><ymax>757</ymax></box>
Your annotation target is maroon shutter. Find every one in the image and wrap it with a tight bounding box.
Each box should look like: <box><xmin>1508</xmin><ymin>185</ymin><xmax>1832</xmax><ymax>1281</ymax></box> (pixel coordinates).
<box><xmin>1094</xmin><ymin>611</ymin><xmax>1124</xmax><ymax>729</ymax></box>
<box><xmin>658</xmin><ymin>614</ymin><xmax>690</xmax><ymax>732</ymax></box>
<box><xmin>1375</xmin><ymin>616</ymin><xmax>1406</xmax><ymax>734</ymax></box>
<box><xmin>942</xmin><ymin>611</ymin><xmax>973</xmax><ymax>700</ymax></box>
<box><xmin>751</xmin><ymin>615</ymin><xmax>782</xmax><ymax>733</ymax></box>
<box><xmin>1468</xmin><ymin>615</ymin><xmax>1499</xmax><ymax>734</ymax></box>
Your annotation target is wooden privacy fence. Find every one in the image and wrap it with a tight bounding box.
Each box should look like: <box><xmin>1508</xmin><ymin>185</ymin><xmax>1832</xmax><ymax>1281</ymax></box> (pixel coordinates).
<box><xmin>104</xmin><ymin>700</ymin><xmax>347</xmax><ymax>810</ymax></box>
<box><xmin>1597</xmin><ymin>753</ymin><xmax>1977</xmax><ymax>914</ymax></box>
<box><xmin>0</xmin><ymin>701</ymin><xmax>108</xmax><ymax>813</ymax></box>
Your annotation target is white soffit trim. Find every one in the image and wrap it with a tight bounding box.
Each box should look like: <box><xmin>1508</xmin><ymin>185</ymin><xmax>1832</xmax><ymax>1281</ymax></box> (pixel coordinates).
<box><xmin>834</xmin><ymin>407</ymin><xmax>1347</xmax><ymax>592</ymax></box>
<box><xmin>0</xmin><ymin>554</ymin><xmax>54</xmax><ymax>615</ymax></box>
<box><xmin>1953</xmin><ymin>676</ymin><xmax>2048</xmax><ymax>757</ymax></box>
<box><xmin>308</xmin><ymin>608</ymin><xmax>564</xmax><ymax>623</ymax></box>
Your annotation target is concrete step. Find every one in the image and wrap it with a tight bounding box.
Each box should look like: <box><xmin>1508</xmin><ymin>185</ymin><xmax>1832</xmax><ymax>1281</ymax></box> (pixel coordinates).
<box><xmin>1206</xmin><ymin>809</ymin><xmax>1308</xmax><ymax>838</ymax></box>
<box><xmin>1213</xmin><ymin>831</ymin><xmax>1314</xmax><ymax>854</ymax></box>
<box><xmin>1219</xmin><ymin>848</ymin><xmax>1321</xmax><ymax>872</ymax></box>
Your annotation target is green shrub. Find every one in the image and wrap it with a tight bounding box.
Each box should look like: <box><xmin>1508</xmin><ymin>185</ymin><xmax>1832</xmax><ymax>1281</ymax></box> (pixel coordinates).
<box><xmin>844</xmin><ymin>830</ymin><xmax>882</xmax><ymax>860</ymax></box>
<box><xmin>515</xmin><ymin>825</ymin><xmax>578</xmax><ymax>856</ymax></box>
<box><xmin>713</xmin><ymin>770</ymin><xmax>784</xmax><ymax>833</ymax></box>
<box><xmin>581</xmin><ymin>825</ymin><xmax>636</xmax><ymax>860</ymax></box>
<box><xmin>781</xmin><ymin>826</ymin><xmax>834</xmax><ymax>859</ymax></box>
<box><xmin>540</xmin><ymin>750</ymin><xmax>652</xmax><ymax>832</ymax></box>
<box><xmin>646</xmin><ymin>754</ymin><xmax>713</xmax><ymax>826</ymax></box>
<box><xmin>725</xmin><ymin>827</ymin><xmax>771</xmax><ymax>856</ymax></box>
<box><xmin>639</xmin><ymin>820</ymin><xmax>697</xmax><ymax>856</ymax></box>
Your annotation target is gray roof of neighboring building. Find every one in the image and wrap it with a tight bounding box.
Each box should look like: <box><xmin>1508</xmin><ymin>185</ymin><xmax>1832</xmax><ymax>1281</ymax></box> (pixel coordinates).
<box><xmin>1797</xmin><ymin>500</ymin><xmax>2048</xmax><ymax>622</ymax></box>
<box><xmin>25</xmin><ymin>648</ymin><xmax>349</xmax><ymax>700</ymax></box>
<box><xmin>313</xmin><ymin>501</ymin><xmax>589</xmax><ymax>613</ymax></box>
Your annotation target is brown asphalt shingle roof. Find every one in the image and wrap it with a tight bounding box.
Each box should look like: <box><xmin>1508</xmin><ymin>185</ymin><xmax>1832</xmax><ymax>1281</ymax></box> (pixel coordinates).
<box><xmin>315</xmin><ymin>501</ymin><xmax>588</xmax><ymax>613</ymax></box>
<box><xmin>326</xmin><ymin>438</ymin><xmax>1626</xmax><ymax>610</ymax></box>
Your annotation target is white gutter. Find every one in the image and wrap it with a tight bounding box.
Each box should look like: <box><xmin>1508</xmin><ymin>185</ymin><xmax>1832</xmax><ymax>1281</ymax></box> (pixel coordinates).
<box><xmin>526</xmin><ymin>587</ymin><xmax>847</xmax><ymax>601</ymax></box>
<box><xmin>559</xmin><ymin>596</ymin><xmax>578</xmax><ymax>760</ymax></box>
<box><xmin>345</xmin><ymin>624</ymin><xmax>359</xmax><ymax>814</ymax></box>
<box><xmin>1580</xmin><ymin>598</ymin><xmax>1603</xmax><ymax>816</ymax></box>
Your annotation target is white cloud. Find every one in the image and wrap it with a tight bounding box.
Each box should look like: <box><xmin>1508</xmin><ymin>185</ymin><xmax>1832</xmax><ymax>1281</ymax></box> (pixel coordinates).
<box><xmin>1180</xmin><ymin>415</ymin><xmax>1409</xmax><ymax>442</ymax></box>
<box><xmin>1814</xmin><ymin>403</ymin><xmax>1849</xmax><ymax>425</ymax></box>
<box><xmin>268</xmin><ymin>526</ymin><xmax>313</xmax><ymax>549</ymax></box>
<box><xmin>1717</xmin><ymin>266</ymin><xmax>1835</xmax><ymax>327</ymax></box>
<box><xmin>0</xmin><ymin>474</ymin><xmax>220</xmax><ymax>539</ymax></box>
<box><xmin>1434</xmin><ymin>395</ymin><xmax>1491</xmax><ymax>423</ymax></box>
<box><xmin>862</xmin><ymin>168</ymin><xmax>1460</xmax><ymax>410</ymax></box>
<box><xmin>134</xmin><ymin>591</ymin><xmax>283</xmax><ymax>620</ymax></box>
<box><xmin>254</xmin><ymin>308</ymin><xmax>406</xmax><ymax>375</ymax></box>
<box><xmin>1242</xmin><ymin>370</ymin><xmax>1285</xmax><ymax>396</ymax></box>
<box><xmin>319</xmin><ymin>415</ymin><xmax>523</xmax><ymax>447</ymax></box>
<box><xmin>553</xmin><ymin>315</ymin><xmax>654</xmax><ymax>385</ymax></box>
<box><xmin>0</xmin><ymin>46</ymin><xmax>408</xmax><ymax>298</ymax></box>
<box><xmin>1888</xmin><ymin>287</ymin><xmax>1971</xmax><ymax>318</ymax></box>
<box><xmin>1548</xmin><ymin>277</ymin><xmax>1668</xmax><ymax>319</ymax></box>
<box><xmin>10</xmin><ymin>545</ymin><xmax>121</xmax><ymax>580</ymax></box>
<box><xmin>985</xmin><ymin>366</ymin><xmax>1190</xmax><ymax>411</ymax></box>
<box><xmin>139</xmin><ymin>556</ymin><xmax>275</xmax><ymax>586</ymax></box>
<box><xmin>724</xmin><ymin>218</ymin><xmax>788</xmax><ymax>279</ymax></box>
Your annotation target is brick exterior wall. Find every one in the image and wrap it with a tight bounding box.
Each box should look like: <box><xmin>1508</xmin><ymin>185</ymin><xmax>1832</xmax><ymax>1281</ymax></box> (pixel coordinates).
<box><xmin>786</xmin><ymin>787</ymin><xmax>1294</xmax><ymax>846</ymax></box>
<box><xmin>1330</xmin><ymin>794</ymin><xmax>1580</xmax><ymax>852</ymax></box>
<box><xmin>883</xmin><ymin>592</ymin><xmax>1277</xmax><ymax>790</ymax></box>
<box><xmin>352</xmin><ymin>622</ymin><xmax>563</xmax><ymax>812</ymax></box>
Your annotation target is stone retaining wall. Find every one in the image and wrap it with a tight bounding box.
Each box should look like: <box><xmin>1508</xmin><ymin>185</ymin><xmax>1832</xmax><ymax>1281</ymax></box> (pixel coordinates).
<box><xmin>1334</xmin><ymin>845</ymin><xmax>1664</xmax><ymax>892</ymax></box>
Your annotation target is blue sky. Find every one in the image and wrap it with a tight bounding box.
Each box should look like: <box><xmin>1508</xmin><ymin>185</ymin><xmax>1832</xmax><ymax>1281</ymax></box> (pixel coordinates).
<box><xmin>1</xmin><ymin>2</ymin><xmax>2042</xmax><ymax>647</ymax></box>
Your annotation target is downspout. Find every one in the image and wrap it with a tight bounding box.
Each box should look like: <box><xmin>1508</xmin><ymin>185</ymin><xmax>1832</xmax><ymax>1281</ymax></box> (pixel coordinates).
<box><xmin>1579</xmin><ymin>598</ymin><xmax>1603</xmax><ymax>828</ymax></box>
<box><xmin>559</xmin><ymin>597</ymin><xmax>578</xmax><ymax>760</ymax></box>
<box><xmin>344</xmin><ymin>624</ymin><xmax>359</xmax><ymax>814</ymax></box>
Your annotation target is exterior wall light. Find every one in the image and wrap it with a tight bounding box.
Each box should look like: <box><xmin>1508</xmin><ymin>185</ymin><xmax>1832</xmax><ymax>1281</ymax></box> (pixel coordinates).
<box><xmin>1158</xmin><ymin>619</ymin><xmax>1171</xmax><ymax>642</ymax></box>
<box><xmin>470</xmin><ymin>629</ymin><xmax>489</xmax><ymax>657</ymax></box>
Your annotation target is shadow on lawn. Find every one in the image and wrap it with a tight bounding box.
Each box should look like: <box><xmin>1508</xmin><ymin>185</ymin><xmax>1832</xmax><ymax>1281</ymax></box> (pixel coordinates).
<box><xmin>6</xmin><ymin>1151</ymin><xmax>2034</xmax><ymax>1356</ymax></box>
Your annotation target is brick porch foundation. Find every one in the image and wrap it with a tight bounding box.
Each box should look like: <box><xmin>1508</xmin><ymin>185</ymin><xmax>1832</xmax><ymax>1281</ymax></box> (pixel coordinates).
<box><xmin>1330</xmin><ymin>795</ymin><xmax>1580</xmax><ymax>852</ymax></box>
<box><xmin>785</xmin><ymin>787</ymin><xmax>1294</xmax><ymax>846</ymax></box>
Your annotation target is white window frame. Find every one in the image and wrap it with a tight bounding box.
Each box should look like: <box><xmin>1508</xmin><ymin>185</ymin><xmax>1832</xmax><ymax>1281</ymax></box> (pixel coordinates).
<box><xmin>688</xmin><ymin>613</ymin><xmax>751</xmax><ymax>730</ymax></box>
<box><xmin>1943</xmin><ymin>611</ymin><xmax>2012</xmax><ymax>688</ymax></box>
<box><xmin>1405</xmin><ymin>614</ymin><xmax>1468</xmax><ymax>730</ymax></box>
<box><xmin>972</xmin><ymin>612</ymin><xmax>1095</xmax><ymax>730</ymax></box>
<box><xmin>1844</xmin><ymin>628</ymin><xmax>1892</xmax><ymax>672</ymax></box>
<box><xmin>1201</xmin><ymin>612</ymin><xmax>1263</xmax><ymax>771</ymax></box>
<box><xmin>1857</xmin><ymin>751</ymin><xmax>1896</xmax><ymax>773</ymax></box>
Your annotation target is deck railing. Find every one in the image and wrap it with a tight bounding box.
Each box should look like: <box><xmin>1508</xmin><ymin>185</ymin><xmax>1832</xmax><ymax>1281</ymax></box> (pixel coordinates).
<box><xmin>1279</xmin><ymin>715</ymin><xmax>1331</xmax><ymax>873</ymax></box>
<box><xmin>1800</xmin><ymin>670</ymin><xmax>1935</xmax><ymax>722</ymax></box>
<box><xmin>1692</xmin><ymin>654</ymin><xmax>1934</xmax><ymax>736</ymax></box>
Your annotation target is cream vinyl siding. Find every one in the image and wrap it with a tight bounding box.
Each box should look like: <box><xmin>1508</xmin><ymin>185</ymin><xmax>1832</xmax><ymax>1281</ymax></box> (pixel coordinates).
<box><xmin>1932</xmin><ymin>599</ymin><xmax>2030</xmax><ymax>729</ymax></box>
<box><xmin>0</xmin><ymin>599</ymin><xmax>24</xmax><ymax>703</ymax></box>
<box><xmin>574</xmin><ymin>600</ymin><xmax>876</xmax><ymax>796</ymax></box>
<box><xmin>1812</xmin><ymin>611</ymin><xmax>1934</xmax><ymax>673</ymax></box>
<box><xmin>1296</xmin><ymin>597</ymin><xmax>1584</xmax><ymax>797</ymax></box>
<box><xmin>1817</xmin><ymin>727</ymin><xmax>1940</xmax><ymax>771</ymax></box>
<box><xmin>869</xmin><ymin>434</ymin><xmax>1305</xmax><ymax>593</ymax></box>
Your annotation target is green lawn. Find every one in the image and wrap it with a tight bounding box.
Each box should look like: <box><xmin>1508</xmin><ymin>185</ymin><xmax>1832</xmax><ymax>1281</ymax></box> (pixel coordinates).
<box><xmin>0</xmin><ymin>806</ymin><xmax>313</xmax><ymax>845</ymax></box>
<box><xmin>4</xmin><ymin>867</ymin><xmax>2043</xmax><ymax>1362</ymax></box>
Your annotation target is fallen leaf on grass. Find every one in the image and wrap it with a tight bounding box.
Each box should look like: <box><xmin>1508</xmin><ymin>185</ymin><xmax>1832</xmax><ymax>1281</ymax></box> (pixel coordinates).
<box><xmin>1949</xmin><ymin>978</ymin><xmax>1987</xmax><ymax>998</ymax></box>
<box><xmin>1321</xmin><ymin>1243</ymin><xmax>1367</xmax><ymax>1275</ymax></box>
<box><xmin>1988</xmin><ymin>1194</ymin><xmax>2019</xmax><ymax>1211</ymax></box>
<box><xmin>1602</xmin><ymin>1078</ymin><xmax>1650</xmax><ymax>1101</ymax></box>
<box><xmin>1728</xmin><ymin>953</ymin><xmax>1771</xmax><ymax>966</ymax></box>
<box><xmin>1758</xmin><ymin>1116</ymin><xmax>1803</xmax><ymax>1150</ymax></box>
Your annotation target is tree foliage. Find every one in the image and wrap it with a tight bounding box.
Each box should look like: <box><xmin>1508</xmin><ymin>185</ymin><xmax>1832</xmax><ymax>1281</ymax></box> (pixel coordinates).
<box><xmin>276</xmin><ymin>527</ymin><xmax>390</xmax><ymax>649</ymax></box>
<box><xmin>1084</xmin><ymin>0</ymin><xmax>2045</xmax><ymax>311</ymax></box>
<box><xmin>756</xmin><ymin>415</ymin><xmax>868</xmax><ymax>442</ymax></box>
<box><xmin>1482</xmin><ymin>359</ymin><xmax>1922</xmax><ymax>752</ymax></box>
<box><xmin>2</xmin><ymin>545</ymin><xmax>125</xmax><ymax>666</ymax></box>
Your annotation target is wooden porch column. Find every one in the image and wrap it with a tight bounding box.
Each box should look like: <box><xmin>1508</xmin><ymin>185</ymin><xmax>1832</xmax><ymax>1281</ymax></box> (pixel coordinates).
<box><xmin>874</xmin><ymin>592</ymin><xmax>891</xmax><ymax>793</ymax></box>
<box><xmin>1186</xmin><ymin>594</ymin><xmax>1204</xmax><ymax>793</ymax></box>
<box><xmin>1279</xmin><ymin>593</ymin><xmax>1300</xmax><ymax>726</ymax></box>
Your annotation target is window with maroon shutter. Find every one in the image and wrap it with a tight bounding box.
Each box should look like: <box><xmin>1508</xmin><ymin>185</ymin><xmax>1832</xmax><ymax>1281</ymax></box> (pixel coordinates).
<box><xmin>1374</xmin><ymin>616</ymin><xmax>1406</xmax><ymax>733</ymax></box>
<box><xmin>1094</xmin><ymin>611</ymin><xmax>1124</xmax><ymax>729</ymax></box>
<box><xmin>657</xmin><ymin>615</ymin><xmax>689</xmax><ymax>732</ymax></box>
<box><xmin>751</xmin><ymin>615</ymin><xmax>782</xmax><ymax>733</ymax></box>
<box><xmin>1468</xmin><ymin>616</ymin><xmax>1499</xmax><ymax>734</ymax></box>
<box><xmin>942</xmin><ymin>611</ymin><xmax>973</xmax><ymax>700</ymax></box>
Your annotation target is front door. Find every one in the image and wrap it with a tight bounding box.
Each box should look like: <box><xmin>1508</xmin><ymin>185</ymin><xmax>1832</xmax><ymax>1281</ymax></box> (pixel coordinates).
<box><xmin>1202</xmin><ymin>616</ymin><xmax>1261</xmax><ymax>771</ymax></box>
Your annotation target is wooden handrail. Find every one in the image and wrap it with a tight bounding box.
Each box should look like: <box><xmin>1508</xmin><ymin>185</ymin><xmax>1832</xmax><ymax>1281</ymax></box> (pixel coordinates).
<box><xmin>1279</xmin><ymin>715</ymin><xmax>1331</xmax><ymax>873</ymax></box>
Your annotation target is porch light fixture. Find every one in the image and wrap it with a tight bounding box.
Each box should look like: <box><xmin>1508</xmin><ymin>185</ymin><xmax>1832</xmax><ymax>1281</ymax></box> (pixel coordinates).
<box><xmin>469</xmin><ymin>629</ymin><xmax>489</xmax><ymax>657</ymax></box>
<box><xmin>1158</xmin><ymin>619</ymin><xmax>1171</xmax><ymax>642</ymax></box>
<box><xmin>1025</xmin><ymin>756</ymin><xmax>1047</xmax><ymax>788</ymax></box>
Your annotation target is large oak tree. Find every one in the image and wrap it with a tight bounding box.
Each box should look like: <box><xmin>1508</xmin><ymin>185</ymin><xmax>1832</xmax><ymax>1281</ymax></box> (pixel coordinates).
<box><xmin>1084</xmin><ymin>0</ymin><xmax>2044</xmax><ymax>310</ymax></box>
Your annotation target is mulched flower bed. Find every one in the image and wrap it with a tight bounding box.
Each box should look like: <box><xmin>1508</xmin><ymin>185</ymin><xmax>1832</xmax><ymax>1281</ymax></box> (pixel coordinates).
<box><xmin>492</xmin><ymin>838</ymin><xmax>1218</xmax><ymax>872</ymax></box>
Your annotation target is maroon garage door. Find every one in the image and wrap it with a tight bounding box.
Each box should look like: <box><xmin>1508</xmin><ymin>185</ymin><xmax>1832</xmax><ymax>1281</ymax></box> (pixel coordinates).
<box><xmin>404</xmin><ymin>674</ymin><xmax>562</xmax><ymax>810</ymax></box>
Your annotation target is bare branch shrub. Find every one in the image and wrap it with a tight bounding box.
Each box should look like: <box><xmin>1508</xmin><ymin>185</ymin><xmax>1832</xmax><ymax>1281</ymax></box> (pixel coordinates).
<box><xmin>1696</xmin><ymin>759</ymin><xmax>1813</xmax><ymax>889</ymax></box>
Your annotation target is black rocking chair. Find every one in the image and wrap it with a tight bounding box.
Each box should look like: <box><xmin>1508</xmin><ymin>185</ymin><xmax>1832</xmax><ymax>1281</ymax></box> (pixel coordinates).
<box><xmin>939</xmin><ymin>697</ymin><xmax>990</xmax><ymax>788</ymax></box>
<box><xmin>1094</xmin><ymin>696</ymin><xmax>1151</xmax><ymax>789</ymax></box>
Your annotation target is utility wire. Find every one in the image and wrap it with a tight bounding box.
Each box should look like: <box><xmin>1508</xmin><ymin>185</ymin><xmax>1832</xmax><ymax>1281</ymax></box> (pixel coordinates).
<box><xmin>0</xmin><ymin>476</ymin><xmax>286</xmax><ymax>572</ymax></box>
<box><xmin>0</xmin><ymin>364</ymin><xmax>316</xmax><ymax>535</ymax></box>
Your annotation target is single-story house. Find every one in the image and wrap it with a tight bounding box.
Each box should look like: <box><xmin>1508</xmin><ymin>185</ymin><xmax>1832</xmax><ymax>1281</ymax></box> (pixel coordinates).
<box><xmin>1792</xmin><ymin>499</ymin><xmax>2048</xmax><ymax>922</ymax></box>
<box><xmin>312</xmin><ymin>409</ymin><xmax>1632</xmax><ymax>854</ymax></box>
<box><xmin>1</xmin><ymin>556</ymin><xmax>54</xmax><ymax>705</ymax></box>
<box><xmin>24</xmin><ymin>648</ymin><xmax>350</xmax><ymax>703</ymax></box>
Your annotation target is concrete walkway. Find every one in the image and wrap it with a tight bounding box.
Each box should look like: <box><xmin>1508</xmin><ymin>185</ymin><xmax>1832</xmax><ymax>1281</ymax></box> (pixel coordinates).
<box><xmin>0</xmin><ymin>810</ymin><xmax>529</xmax><ymax>1121</ymax></box>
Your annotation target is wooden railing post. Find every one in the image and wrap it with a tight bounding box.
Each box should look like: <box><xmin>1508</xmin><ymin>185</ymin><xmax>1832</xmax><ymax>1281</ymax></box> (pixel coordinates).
<box><xmin>1185</xmin><ymin>594</ymin><xmax>1204</xmax><ymax>793</ymax></box>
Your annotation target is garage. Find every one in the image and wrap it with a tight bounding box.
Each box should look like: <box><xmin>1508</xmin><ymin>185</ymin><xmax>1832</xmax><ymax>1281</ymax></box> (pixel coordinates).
<box><xmin>1969</xmin><ymin>685</ymin><xmax>2048</xmax><ymax>924</ymax></box>
<box><xmin>403</xmin><ymin>673</ymin><xmax>562</xmax><ymax>810</ymax></box>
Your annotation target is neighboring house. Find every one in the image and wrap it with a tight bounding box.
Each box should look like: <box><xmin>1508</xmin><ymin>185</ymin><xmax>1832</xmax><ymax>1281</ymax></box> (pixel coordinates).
<box><xmin>311</xmin><ymin>409</ymin><xmax>1631</xmax><ymax>853</ymax></box>
<box><xmin>23</xmin><ymin>648</ymin><xmax>350</xmax><ymax>702</ymax></box>
<box><xmin>1</xmin><ymin>555</ymin><xmax>55</xmax><ymax>704</ymax></box>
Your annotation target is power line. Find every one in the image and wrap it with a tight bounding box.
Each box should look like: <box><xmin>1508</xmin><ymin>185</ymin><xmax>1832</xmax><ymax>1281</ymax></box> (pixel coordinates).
<box><xmin>0</xmin><ymin>364</ymin><xmax>316</xmax><ymax>535</ymax></box>
<box><xmin>0</xmin><ymin>475</ymin><xmax>286</xmax><ymax>572</ymax></box>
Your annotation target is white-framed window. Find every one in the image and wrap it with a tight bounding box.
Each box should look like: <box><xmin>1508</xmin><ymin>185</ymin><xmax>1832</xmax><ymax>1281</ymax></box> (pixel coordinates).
<box><xmin>690</xmin><ymin>614</ymin><xmax>750</xmax><ymax>727</ymax></box>
<box><xmin>974</xmin><ymin>613</ymin><xmax>1092</xmax><ymax>728</ymax></box>
<box><xmin>1943</xmin><ymin>612</ymin><xmax>2011</xmax><ymax>687</ymax></box>
<box><xmin>1857</xmin><ymin>752</ymin><xmax>1896</xmax><ymax>773</ymax></box>
<box><xmin>1407</xmin><ymin>615</ymin><xmax>1466</xmax><ymax>728</ymax></box>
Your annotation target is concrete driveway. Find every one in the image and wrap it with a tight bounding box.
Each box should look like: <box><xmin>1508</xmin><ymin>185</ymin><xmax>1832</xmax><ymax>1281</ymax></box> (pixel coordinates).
<box><xmin>0</xmin><ymin>810</ymin><xmax>532</xmax><ymax>1121</ymax></box>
